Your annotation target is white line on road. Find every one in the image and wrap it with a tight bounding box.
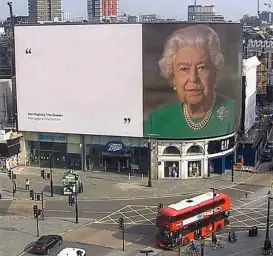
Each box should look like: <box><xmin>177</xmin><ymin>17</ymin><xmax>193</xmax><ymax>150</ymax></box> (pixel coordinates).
<box><xmin>81</xmin><ymin>211</ymin><xmax>113</xmax><ymax>214</ymax></box>
<box><xmin>128</xmin><ymin>205</ymin><xmax>154</xmax><ymax>224</ymax></box>
<box><xmin>227</xmin><ymin>187</ymin><xmax>255</xmax><ymax>193</ymax></box>
<box><xmin>227</xmin><ymin>245</ymin><xmax>262</xmax><ymax>256</ymax></box>
<box><xmin>46</xmin><ymin>209</ymin><xmax>71</xmax><ymax>212</ymax></box>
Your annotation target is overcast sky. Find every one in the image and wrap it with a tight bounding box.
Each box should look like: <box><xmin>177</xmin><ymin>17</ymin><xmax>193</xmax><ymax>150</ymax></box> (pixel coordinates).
<box><xmin>0</xmin><ymin>0</ymin><xmax>260</xmax><ymax>21</ymax></box>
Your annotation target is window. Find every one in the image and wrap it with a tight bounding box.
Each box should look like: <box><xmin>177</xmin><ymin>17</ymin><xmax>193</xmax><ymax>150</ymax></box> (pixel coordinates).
<box><xmin>186</xmin><ymin>145</ymin><xmax>204</xmax><ymax>154</ymax></box>
<box><xmin>173</xmin><ymin>199</ymin><xmax>226</xmax><ymax>222</ymax></box>
<box><xmin>163</xmin><ymin>146</ymin><xmax>180</xmax><ymax>155</ymax></box>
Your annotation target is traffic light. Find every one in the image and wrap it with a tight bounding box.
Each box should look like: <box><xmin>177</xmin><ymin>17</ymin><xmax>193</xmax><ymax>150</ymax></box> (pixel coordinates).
<box><xmin>68</xmin><ymin>194</ymin><xmax>75</xmax><ymax>206</ymax></box>
<box><xmin>46</xmin><ymin>173</ymin><xmax>51</xmax><ymax>180</ymax></box>
<box><xmin>8</xmin><ymin>170</ymin><xmax>11</xmax><ymax>179</ymax></box>
<box><xmin>30</xmin><ymin>189</ymin><xmax>34</xmax><ymax>200</ymax></box>
<box><xmin>33</xmin><ymin>205</ymin><xmax>38</xmax><ymax>218</ymax></box>
<box><xmin>35</xmin><ymin>193</ymin><xmax>41</xmax><ymax>201</ymax></box>
<box><xmin>158</xmin><ymin>203</ymin><xmax>163</xmax><ymax>212</ymax></box>
<box><xmin>118</xmin><ymin>217</ymin><xmax>124</xmax><ymax>230</ymax></box>
<box><xmin>41</xmin><ymin>170</ymin><xmax>45</xmax><ymax>179</ymax></box>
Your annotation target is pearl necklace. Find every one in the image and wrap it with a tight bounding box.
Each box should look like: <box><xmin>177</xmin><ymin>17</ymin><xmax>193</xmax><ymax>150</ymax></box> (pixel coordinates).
<box><xmin>183</xmin><ymin>97</ymin><xmax>216</xmax><ymax>131</ymax></box>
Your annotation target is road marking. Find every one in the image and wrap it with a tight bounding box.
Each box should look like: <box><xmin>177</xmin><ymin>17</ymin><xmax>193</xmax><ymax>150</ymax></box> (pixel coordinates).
<box><xmin>128</xmin><ymin>206</ymin><xmax>154</xmax><ymax>224</ymax></box>
<box><xmin>233</xmin><ymin>195</ymin><xmax>267</xmax><ymax>209</ymax></box>
<box><xmin>81</xmin><ymin>211</ymin><xmax>113</xmax><ymax>214</ymax></box>
<box><xmin>118</xmin><ymin>209</ymin><xmax>135</xmax><ymax>224</ymax></box>
<box><xmin>46</xmin><ymin>209</ymin><xmax>71</xmax><ymax>212</ymax></box>
<box><xmin>227</xmin><ymin>245</ymin><xmax>261</xmax><ymax>256</ymax></box>
<box><xmin>227</xmin><ymin>187</ymin><xmax>255</xmax><ymax>193</ymax></box>
<box><xmin>233</xmin><ymin>208</ymin><xmax>264</xmax><ymax>225</ymax></box>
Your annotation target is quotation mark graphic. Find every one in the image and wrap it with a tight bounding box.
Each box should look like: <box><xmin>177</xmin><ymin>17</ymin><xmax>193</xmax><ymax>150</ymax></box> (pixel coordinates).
<box><xmin>124</xmin><ymin>118</ymin><xmax>131</xmax><ymax>124</ymax></box>
<box><xmin>25</xmin><ymin>48</ymin><xmax>32</xmax><ymax>54</ymax></box>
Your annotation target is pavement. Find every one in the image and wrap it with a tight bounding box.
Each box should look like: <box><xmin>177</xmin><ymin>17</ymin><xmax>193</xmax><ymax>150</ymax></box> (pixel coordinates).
<box><xmin>0</xmin><ymin>217</ymin><xmax>91</xmax><ymax>256</ymax></box>
<box><xmin>2</xmin><ymin>164</ymin><xmax>273</xmax><ymax>256</ymax></box>
<box><xmin>0</xmin><ymin>166</ymin><xmax>262</xmax><ymax>201</ymax></box>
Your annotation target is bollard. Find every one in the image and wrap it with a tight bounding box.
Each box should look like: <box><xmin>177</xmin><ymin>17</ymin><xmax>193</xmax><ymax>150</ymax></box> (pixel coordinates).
<box><xmin>245</xmin><ymin>192</ymin><xmax>248</xmax><ymax>198</ymax></box>
<box><xmin>128</xmin><ymin>172</ymin><xmax>131</xmax><ymax>180</ymax></box>
<box><xmin>141</xmin><ymin>174</ymin><xmax>144</xmax><ymax>180</ymax></box>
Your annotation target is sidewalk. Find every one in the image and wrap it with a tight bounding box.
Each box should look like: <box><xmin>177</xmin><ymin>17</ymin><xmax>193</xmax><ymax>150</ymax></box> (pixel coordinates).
<box><xmin>0</xmin><ymin>166</ymin><xmax>256</xmax><ymax>201</ymax></box>
<box><xmin>0</xmin><ymin>217</ymin><xmax>91</xmax><ymax>256</ymax></box>
<box><xmin>59</xmin><ymin>225</ymin><xmax>270</xmax><ymax>256</ymax></box>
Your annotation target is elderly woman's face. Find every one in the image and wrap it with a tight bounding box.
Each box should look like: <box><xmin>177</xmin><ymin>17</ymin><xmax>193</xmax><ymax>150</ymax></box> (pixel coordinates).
<box><xmin>172</xmin><ymin>44</ymin><xmax>216</xmax><ymax>105</ymax></box>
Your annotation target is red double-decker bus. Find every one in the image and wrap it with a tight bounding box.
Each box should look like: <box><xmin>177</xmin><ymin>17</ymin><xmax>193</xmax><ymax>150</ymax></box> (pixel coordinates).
<box><xmin>155</xmin><ymin>192</ymin><xmax>231</xmax><ymax>249</ymax></box>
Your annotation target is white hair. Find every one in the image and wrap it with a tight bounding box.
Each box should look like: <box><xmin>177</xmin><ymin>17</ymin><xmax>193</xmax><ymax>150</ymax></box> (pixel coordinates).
<box><xmin>159</xmin><ymin>24</ymin><xmax>224</xmax><ymax>85</ymax></box>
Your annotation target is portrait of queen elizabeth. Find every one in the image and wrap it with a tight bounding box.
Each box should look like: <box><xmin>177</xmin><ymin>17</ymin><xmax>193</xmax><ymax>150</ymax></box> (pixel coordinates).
<box><xmin>144</xmin><ymin>24</ymin><xmax>236</xmax><ymax>139</ymax></box>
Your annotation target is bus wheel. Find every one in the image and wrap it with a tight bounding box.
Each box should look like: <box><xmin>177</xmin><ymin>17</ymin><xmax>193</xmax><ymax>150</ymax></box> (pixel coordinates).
<box><xmin>216</xmin><ymin>224</ymin><xmax>222</xmax><ymax>231</ymax></box>
<box><xmin>182</xmin><ymin>237</ymin><xmax>190</xmax><ymax>246</ymax></box>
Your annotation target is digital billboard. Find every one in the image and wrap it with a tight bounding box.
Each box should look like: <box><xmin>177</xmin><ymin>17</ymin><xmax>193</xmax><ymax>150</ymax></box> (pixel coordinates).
<box><xmin>143</xmin><ymin>23</ymin><xmax>242</xmax><ymax>139</ymax></box>
<box><xmin>14</xmin><ymin>24</ymin><xmax>143</xmax><ymax>137</ymax></box>
<box><xmin>15</xmin><ymin>23</ymin><xmax>242</xmax><ymax>139</ymax></box>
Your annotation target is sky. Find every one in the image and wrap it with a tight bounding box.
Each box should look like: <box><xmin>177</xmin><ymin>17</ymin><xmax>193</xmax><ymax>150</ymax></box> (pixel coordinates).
<box><xmin>0</xmin><ymin>0</ymin><xmax>261</xmax><ymax>21</ymax></box>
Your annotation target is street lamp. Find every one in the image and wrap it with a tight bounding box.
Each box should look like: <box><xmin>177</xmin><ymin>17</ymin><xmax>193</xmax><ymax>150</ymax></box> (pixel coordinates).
<box><xmin>231</xmin><ymin>160</ymin><xmax>234</xmax><ymax>182</ymax></box>
<box><xmin>210</xmin><ymin>187</ymin><xmax>217</xmax><ymax>238</ymax></box>
<box><xmin>49</xmin><ymin>153</ymin><xmax>53</xmax><ymax>197</ymax></box>
<box><xmin>200</xmin><ymin>236</ymin><xmax>205</xmax><ymax>256</ymax></box>
<box><xmin>144</xmin><ymin>139</ymin><xmax>156</xmax><ymax>187</ymax></box>
<box><xmin>264</xmin><ymin>190</ymin><xmax>273</xmax><ymax>251</ymax></box>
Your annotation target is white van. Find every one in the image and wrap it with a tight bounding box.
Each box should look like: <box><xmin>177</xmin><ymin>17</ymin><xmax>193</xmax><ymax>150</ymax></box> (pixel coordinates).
<box><xmin>57</xmin><ymin>248</ymin><xmax>86</xmax><ymax>256</ymax></box>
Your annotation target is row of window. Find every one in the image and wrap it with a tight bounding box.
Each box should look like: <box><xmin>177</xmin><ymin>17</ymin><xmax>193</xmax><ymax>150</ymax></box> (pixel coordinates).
<box><xmin>158</xmin><ymin>199</ymin><xmax>226</xmax><ymax>222</ymax></box>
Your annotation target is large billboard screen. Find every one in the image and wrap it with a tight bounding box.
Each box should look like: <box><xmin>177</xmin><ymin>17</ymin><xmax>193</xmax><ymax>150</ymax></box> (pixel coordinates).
<box><xmin>14</xmin><ymin>24</ymin><xmax>143</xmax><ymax>137</ymax></box>
<box><xmin>143</xmin><ymin>23</ymin><xmax>242</xmax><ymax>139</ymax></box>
<box><xmin>15</xmin><ymin>23</ymin><xmax>242</xmax><ymax>139</ymax></box>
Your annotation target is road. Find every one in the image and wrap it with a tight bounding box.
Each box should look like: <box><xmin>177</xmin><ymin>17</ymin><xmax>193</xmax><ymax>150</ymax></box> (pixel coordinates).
<box><xmin>2</xmin><ymin>163</ymin><xmax>273</xmax><ymax>256</ymax></box>
<box><xmin>21</xmin><ymin>241</ymin><xmax>113</xmax><ymax>256</ymax></box>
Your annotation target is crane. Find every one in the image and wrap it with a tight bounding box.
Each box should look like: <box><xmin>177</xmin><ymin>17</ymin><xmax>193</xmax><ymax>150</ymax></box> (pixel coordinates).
<box><xmin>258</xmin><ymin>0</ymin><xmax>260</xmax><ymax>16</ymax></box>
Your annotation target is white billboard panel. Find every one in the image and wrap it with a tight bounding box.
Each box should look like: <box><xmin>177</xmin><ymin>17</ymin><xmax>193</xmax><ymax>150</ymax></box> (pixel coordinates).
<box><xmin>243</xmin><ymin>56</ymin><xmax>260</xmax><ymax>132</ymax></box>
<box><xmin>14</xmin><ymin>24</ymin><xmax>143</xmax><ymax>137</ymax></box>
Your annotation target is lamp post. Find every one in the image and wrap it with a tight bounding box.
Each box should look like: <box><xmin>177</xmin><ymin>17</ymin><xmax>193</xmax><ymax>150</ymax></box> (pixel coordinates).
<box><xmin>144</xmin><ymin>139</ymin><xmax>156</xmax><ymax>187</ymax></box>
<box><xmin>263</xmin><ymin>190</ymin><xmax>273</xmax><ymax>251</ymax></box>
<box><xmin>210</xmin><ymin>187</ymin><xmax>217</xmax><ymax>238</ymax></box>
<box><xmin>49</xmin><ymin>154</ymin><xmax>53</xmax><ymax>197</ymax></box>
<box><xmin>200</xmin><ymin>236</ymin><xmax>205</xmax><ymax>256</ymax></box>
<box><xmin>231</xmin><ymin>160</ymin><xmax>234</xmax><ymax>182</ymax></box>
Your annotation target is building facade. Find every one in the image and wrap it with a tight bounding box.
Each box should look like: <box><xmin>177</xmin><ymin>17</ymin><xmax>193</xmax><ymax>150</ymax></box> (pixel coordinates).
<box><xmin>187</xmin><ymin>5</ymin><xmax>225</xmax><ymax>22</ymax></box>
<box><xmin>28</xmin><ymin>0</ymin><xmax>62</xmax><ymax>23</ymax></box>
<box><xmin>87</xmin><ymin>0</ymin><xmax>119</xmax><ymax>23</ymax></box>
<box><xmin>21</xmin><ymin>131</ymin><xmax>235</xmax><ymax>179</ymax></box>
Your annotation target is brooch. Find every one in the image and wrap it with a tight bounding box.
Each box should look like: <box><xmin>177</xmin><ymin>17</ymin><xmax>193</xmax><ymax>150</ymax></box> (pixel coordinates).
<box><xmin>216</xmin><ymin>106</ymin><xmax>228</xmax><ymax>122</ymax></box>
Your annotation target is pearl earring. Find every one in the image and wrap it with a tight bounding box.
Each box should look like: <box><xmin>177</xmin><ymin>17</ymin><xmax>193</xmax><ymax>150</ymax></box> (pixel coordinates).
<box><xmin>173</xmin><ymin>87</ymin><xmax>177</xmax><ymax>91</ymax></box>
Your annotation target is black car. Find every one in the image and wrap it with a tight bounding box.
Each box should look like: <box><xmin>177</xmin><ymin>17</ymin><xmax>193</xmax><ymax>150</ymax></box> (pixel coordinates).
<box><xmin>262</xmin><ymin>149</ymin><xmax>273</xmax><ymax>162</ymax></box>
<box><xmin>32</xmin><ymin>235</ymin><xmax>63</xmax><ymax>255</ymax></box>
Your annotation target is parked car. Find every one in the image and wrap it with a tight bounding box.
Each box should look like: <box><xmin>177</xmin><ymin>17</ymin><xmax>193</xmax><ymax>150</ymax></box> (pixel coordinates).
<box><xmin>57</xmin><ymin>248</ymin><xmax>86</xmax><ymax>256</ymax></box>
<box><xmin>262</xmin><ymin>149</ymin><xmax>273</xmax><ymax>162</ymax></box>
<box><xmin>32</xmin><ymin>235</ymin><xmax>63</xmax><ymax>255</ymax></box>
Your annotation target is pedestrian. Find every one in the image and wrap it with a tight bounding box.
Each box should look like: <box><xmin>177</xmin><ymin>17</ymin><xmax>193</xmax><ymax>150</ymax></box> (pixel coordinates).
<box><xmin>13</xmin><ymin>179</ymin><xmax>17</xmax><ymax>191</ymax></box>
<box><xmin>25</xmin><ymin>178</ymin><xmax>30</xmax><ymax>190</ymax></box>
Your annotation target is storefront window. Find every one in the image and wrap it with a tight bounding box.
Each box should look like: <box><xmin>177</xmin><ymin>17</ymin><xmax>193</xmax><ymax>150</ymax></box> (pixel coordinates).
<box><xmin>188</xmin><ymin>161</ymin><xmax>201</xmax><ymax>177</ymax></box>
<box><xmin>28</xmin><ymin>141</ymin><xmax>40</xmax><ymax>167</ymax></box>
<box><xmin>164</xmin><ymin>161</ymin><xmax>179</xmax><ymax>178</ymax></box>
<box><xmin>53</xmin><ymin>143</ymin><xmax>67</xmax><ymax>169</ymax></box>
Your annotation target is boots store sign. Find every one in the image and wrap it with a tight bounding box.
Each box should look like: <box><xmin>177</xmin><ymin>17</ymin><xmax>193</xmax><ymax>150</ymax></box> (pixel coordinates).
<box><xmin>105</xmin><ymin>142</ymin><xmax>125</xmax><ymax>153</ymax></box>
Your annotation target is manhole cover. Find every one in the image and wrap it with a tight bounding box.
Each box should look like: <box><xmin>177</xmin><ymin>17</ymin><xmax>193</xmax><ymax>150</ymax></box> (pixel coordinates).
<box><xmin>0</xmin><ymin>227</ymin><xmax>17</xmax><ymax>231</ymax></box>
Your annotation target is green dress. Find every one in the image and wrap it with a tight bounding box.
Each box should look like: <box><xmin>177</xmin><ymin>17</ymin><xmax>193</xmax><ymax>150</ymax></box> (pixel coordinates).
<box><xmin>144</xmin><ymin>94</ymin><xmax>235</xmax><ymax>139</ymax></box>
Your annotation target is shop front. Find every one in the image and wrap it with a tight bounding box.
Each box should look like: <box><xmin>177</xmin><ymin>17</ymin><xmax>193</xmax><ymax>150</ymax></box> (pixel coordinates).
<box><xmin>85</xmin><ymin>136</ymin><xmax>148</xmax><ymax>174</ymax></box>
<box><xmin>156</xmin><ymin>134</ymin><xmax>236</xmax><ymax>180</ymax></box>
<box><xmin>157</xmin><ymin>142</ymin><xmax>207</xmax><ymax>179</ymax></box>
<box><xmin>23</xmin><ymin>132</ymin><xmax>148</xmax><ymax>172</ymax></box>
<box><xmin>0</xmin><ymin>134</ymin><xmax>22</xmax><ymax>173</ymax></box>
